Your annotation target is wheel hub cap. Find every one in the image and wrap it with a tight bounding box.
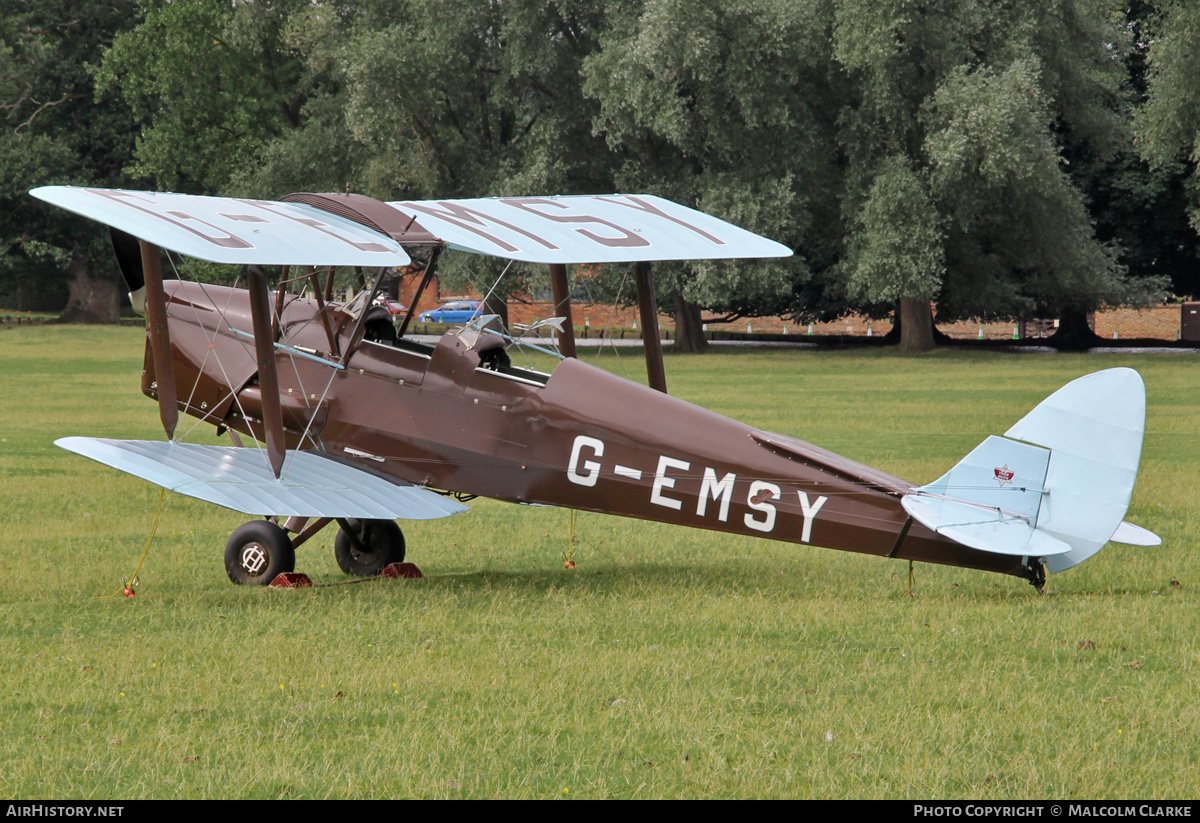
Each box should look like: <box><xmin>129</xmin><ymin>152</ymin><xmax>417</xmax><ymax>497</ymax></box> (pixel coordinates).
<box><xmin>241</xmin><ymin>543</ymin><xmax>268</xmax><ymax>575</ymax></box>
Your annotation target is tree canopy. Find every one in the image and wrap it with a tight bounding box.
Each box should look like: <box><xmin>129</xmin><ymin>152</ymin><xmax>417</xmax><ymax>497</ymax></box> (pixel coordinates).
<box><xmin>0</xmin><ymin>0</ymin><xmax>142</xmax><ymax>318</ymax></box>
<box><xmin>2</xmin><ymin>0</ymin><xmax>1194</xmax><ymax>349</ymax></box>
<box><xmin>1137</xmin><ymin>0</ymin><xmax>1200</xmax><ymax>276</ymax></box>
<box><xmin>829</xmin><ymin>0</ymin><xmax>1165</xmax><ymax>349</ymax></box>
<box><xmin>583</xmin><ymin>0</ymin><xmax>840</xmax><ymax>349</ymax></box>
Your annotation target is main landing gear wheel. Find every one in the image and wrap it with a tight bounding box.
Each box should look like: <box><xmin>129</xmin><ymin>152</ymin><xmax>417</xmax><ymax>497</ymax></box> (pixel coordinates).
<box><xmin>225</xmin><ymin>520</ymin><xmax>295</xmax><ymax>585</ymax></box>
<box><xmin>335</xmin><ymin>519</ymin><xmax>406</xmax><ymax>577</ymax></box>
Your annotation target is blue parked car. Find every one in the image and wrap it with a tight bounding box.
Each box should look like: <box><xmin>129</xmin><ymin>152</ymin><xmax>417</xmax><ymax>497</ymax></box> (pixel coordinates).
<box><xmin>418</xmin><ymin>301</ymin><xmax>483</xmax><ymax>324</ymax></box>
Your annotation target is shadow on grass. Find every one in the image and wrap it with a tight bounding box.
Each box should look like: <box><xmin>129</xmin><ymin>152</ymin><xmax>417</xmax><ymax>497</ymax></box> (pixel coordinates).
<box><xmin>257</xmin><ymin>560</ymin><xmax>1068</xmax><ymax>603</ymax></box>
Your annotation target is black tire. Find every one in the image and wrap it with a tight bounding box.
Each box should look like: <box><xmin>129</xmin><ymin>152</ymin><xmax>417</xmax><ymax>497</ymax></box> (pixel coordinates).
<box><xmin>334</xmin><ymin>519</ymin><xmax>406</xmax><ymax>577</ymax></box>
<box><xmin>224</xmin><ymin>520</ymin><xmax>295</xmax><ymax>585</ymax></box>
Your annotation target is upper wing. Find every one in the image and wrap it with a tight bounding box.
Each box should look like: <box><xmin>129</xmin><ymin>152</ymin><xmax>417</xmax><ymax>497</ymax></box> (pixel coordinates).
<box><xmin>30</xmin><ymin>186</ymin><xmax>411</xmax><ymax>267</ymax></box>
<box><xmin>388</xmin><ymin>194</ymin><xmax>794</xmax><ymax>264</ymax></box>
<box><xmin>32</xmin><ymin>186</ymin><xmax>791</xmax><ymax>267</ymax></box>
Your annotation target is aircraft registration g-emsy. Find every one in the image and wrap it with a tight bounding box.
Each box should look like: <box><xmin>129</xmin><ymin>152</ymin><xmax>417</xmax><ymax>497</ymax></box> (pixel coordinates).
<box><xmin>31</xmin><ymin>185</ymin><xmax>1159</xmax><ymax>591</ymax></box>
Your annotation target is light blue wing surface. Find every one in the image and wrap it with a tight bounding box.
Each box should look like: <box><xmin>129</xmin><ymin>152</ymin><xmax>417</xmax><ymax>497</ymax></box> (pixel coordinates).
<box><xmin>389</xmin><ymin>194</ymin><xmax>793</xmax><ymax>264</ymax></box>
<box><xmin>30</xmin><ymin>186</ymin><xmax>411</xmax><ymax>267</ymax></box>
<box><xmin>56</xmin><ymin>437</ymin><xmax>466</xmax><ymax>520</ymax></box>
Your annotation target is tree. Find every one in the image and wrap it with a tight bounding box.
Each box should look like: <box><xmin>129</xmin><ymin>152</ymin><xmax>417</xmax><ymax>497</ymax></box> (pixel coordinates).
<box><xmin>97</xmin><ymin>0</ymin><xmax>331</xmax><ymax>195</ymax></box>
<box><xmin>839</xmin><ymin>155</ymin><xmax>944</xmax><ymax>351</ymax></box>
<box><xmin>27</xmin><ymin>0</ymin><xmax>1168</xmax><ymax>344</ymax></box>
<box><xmin>0</xmin><ymin>0</ymin><xmax>142</xmax><ymax>321</ymax></box>
<box><xmin>331</xmin><ymin>0</ymin><xmax>618</xmax><ymax>325</ymax></box>
<box><xmin>831</xmin><ymin>0</ymin><xmax>1162</xmax><ymax>351</ymax></box>
<box><xmin>1136</xmin><ymin>0</ymin><xmax>1200</xmax><ymax>214</ymax></box>
<box><xmin>583</xmin><ymin>0</ymin><xmax>840</xmax><ymax>351</ymax></box>
<box><xmin>99</xmin><ymin>0</ymin><xmax>616</xmax><ymax>326</ymax></box>
<box><xmin>1136</xmin><ymin>0</ymin><xmax>1200</xmax><ymax>298</ymax></box>
<box><xmin>1066</xmin><ymin>2</ymin><xmax>1199</xmax><ymax>309</ymax></box>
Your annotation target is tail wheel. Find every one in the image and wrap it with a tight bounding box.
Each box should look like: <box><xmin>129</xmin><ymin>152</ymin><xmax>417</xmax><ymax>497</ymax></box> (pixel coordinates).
<box><xmin>225</xmin><ymin>520</ymin><xmax>295</xmax><ymax>585</ymax></box>
<box><xmin>1025</xmin><ymin>558</ymin><xmax>1047</xmax><ymax>593</ymax></box>
<box><xmin>334</xmin><ymin>519</ymin><xmax>406</xmax><ymax>577</ymax></box>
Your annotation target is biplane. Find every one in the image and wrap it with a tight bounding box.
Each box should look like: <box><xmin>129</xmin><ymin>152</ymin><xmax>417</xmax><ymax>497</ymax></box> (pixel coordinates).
<box><xmin>31</xmin><ymin>185</ymin><xmax>1159</xmax><ymax>590</ymax></box>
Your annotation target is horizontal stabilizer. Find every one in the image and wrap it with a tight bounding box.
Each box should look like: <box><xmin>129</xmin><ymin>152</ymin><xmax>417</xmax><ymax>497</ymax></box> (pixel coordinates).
<box><xmin>56</xmin><ymin>437</ymin><xmax>467</xmax><ymax>520</ymax></box>
<box><xmin>901</xmin><ymin>494</ymin><xmax>1071</xmax><ymax>557</ymax></box>
<box><xmin>1111</xmin><ymin>521</ymin><xmax>1161</xmax><ymax>546</ymax></box>
<box><xmin>30</xmin><ymin>187</ymin><xmax>411</xmax><ymax>267</ymax></box>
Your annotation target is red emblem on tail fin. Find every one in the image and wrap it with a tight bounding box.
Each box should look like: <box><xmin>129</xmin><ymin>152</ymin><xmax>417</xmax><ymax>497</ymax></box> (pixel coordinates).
<box><xmin>994</xmin><ymin>465</ymin><xmax>1014</xmax><ymax>487</ymax></box>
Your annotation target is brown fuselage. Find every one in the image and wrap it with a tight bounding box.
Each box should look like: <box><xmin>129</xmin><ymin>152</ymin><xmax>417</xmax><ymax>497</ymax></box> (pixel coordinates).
<box><xmin>150</xmin><ymin>281</ymin><xmax>1028</xmax><ymax>579</ymax></box>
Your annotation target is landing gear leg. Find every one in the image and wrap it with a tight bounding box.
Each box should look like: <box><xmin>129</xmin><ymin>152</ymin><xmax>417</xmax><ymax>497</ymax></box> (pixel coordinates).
<box><xmin>334</xmin><ymin>518</ymin><xmax>406</xmax><ymax>577</ymax></box>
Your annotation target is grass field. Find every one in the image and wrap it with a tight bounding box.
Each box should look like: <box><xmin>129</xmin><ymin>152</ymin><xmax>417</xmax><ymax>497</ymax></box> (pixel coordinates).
<box><xmin>1</xmin><ymin>325</ymin><xmax>1197</xmax><ymax>799</ymax></box>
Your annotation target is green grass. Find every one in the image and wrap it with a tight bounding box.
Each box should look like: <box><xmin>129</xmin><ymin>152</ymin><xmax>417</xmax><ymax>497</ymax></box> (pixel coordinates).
<box><xmin>1</xmin><ymin>326</ymin><xmax>1198</xmax><ymax>798</ymax></box>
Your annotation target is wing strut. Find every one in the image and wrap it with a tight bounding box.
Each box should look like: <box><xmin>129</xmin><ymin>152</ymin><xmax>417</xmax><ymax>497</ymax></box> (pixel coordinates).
<box><xmin>247</xmin><ymin>265</ymin><xmax>287</xmax><ymax>478</ymax></box>
<box><xmin>634</xmin><ymin>261</ymin><xmax>667</xmax><ymax>394</ymax></box>
<box><xmin>307</xmin><ymin>267</ymin><xmax>340</xmax><ymax>357</ymax></box>
<box><xmin>272</xmin><ymin>265</ymin><xmax>289</xmax><ymax>342</ymax></box>
<box><xmin>140</xmin><ymin>241</ymin><xmax>178</xmax><ymax>440</ymax></box>
<box><xmin>341</xmin><ymin>267</ymin><xmax>387</xmax><ymax>365</ymax></box>
<box><xmin>548</xmin><ymin>264</ymin><xmax>578</xmax><ymax>358</ymax></box>
<box><xmin>398</xmin><ymin>248</ymin><xmax>442</xmax><ymax>338</ymax></box>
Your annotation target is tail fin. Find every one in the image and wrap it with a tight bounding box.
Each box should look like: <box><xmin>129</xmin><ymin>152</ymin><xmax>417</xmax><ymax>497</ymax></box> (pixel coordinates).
<box><xmin>902</xmin><ymin>368</ymin><xmax>1156</xmax><ymax>573</ymax></box>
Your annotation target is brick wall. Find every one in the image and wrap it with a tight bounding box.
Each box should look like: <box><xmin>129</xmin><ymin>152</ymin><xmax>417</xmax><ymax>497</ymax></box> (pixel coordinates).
<box><xmin>399</xmin><ymin>279</ymin><xmax>1189</xmax><ymax>341</ymax></box>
